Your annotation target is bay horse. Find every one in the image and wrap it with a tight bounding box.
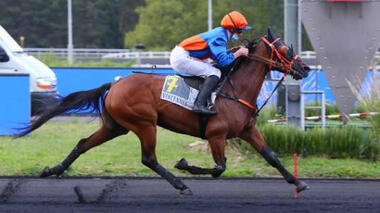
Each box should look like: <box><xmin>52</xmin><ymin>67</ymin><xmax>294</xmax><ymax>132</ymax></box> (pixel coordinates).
<box><xmin>18</xmin><ymin>28</ymin><xmax>310</xmax><ymax>195</ymax></box>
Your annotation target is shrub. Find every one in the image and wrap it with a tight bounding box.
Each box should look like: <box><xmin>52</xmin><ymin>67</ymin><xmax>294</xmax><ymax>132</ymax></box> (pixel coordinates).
<box><xmin>230</xmin><ymin>124</ymin><xmax>378</xmax><ymax>161</ymax></box>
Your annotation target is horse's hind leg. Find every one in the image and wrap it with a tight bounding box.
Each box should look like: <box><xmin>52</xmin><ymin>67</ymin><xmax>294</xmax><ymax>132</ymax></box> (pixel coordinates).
<box><xmin>40</xmin><ymin>125</ymin><xmax>127</xmax><ymax>177</ymax></box>
<box><xmin>135</xmin><ymin>125</ymin><xmax>192</xmax><ymax>195</ymax></box>
<box><xmin>175</xmin><ymin>134</ymin><xmax>227</xmax><ymax>178</ymax></box>
<box><xmin>239</xmin><ymin>126</ymin><xmax>309</xmax><ymax>193</ymax></box>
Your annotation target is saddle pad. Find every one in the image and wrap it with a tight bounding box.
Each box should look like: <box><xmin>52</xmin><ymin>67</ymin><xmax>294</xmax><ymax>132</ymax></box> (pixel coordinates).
<box><xmin>160</xmin><ymin>75</ymin><xmax>216</xmax><ymax>111</ymax></box>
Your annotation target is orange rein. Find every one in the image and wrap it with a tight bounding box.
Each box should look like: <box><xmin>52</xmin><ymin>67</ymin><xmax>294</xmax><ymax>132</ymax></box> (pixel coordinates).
<box><xmin>233</xmin><ymin>37</ymin><xmax>298</xmax><ymax>111</ymax></box>
<box><xmin>247</xmin><ymin>37</ymin><xmax>298</xmax><ymax>77</ymax></box>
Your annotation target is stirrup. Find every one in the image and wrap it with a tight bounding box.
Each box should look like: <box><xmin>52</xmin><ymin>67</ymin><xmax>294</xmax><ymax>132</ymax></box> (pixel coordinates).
<box><xmin>193</xmin><ymin>105</ymin><xmax>217</xmax><ymax>115</ymax></box>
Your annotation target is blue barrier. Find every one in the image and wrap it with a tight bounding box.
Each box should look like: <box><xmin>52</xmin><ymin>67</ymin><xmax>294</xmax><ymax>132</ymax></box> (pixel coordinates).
<box><xmin>52</xmin><ymin>67</ymin><xmax>377</xmax><ymax>112</ymax></box>
<box><xmin>262</xmin><ymin>70</ymin><xmax>376</xmax><ymax>105</ymax></box>
<box><xmin>0</xmin><ymin>74</ymin><xmax>30</xmax><ymax>136</ymax></box>
<box><xmin>52</xmin><ymin>67</ymin><xmax>178</xmax><ymax>97</ymax></box>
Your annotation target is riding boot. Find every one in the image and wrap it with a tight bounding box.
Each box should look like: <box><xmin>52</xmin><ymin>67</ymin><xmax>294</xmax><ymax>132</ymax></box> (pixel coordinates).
<box><xmin>193</xmin><ymin>75</ymin><xmax>219</xmax><ymax>115</ymax></box>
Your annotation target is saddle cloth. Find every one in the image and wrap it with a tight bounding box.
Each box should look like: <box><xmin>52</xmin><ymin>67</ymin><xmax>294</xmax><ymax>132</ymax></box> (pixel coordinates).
<box><xmin>160</xmin><ymin>75</ymin><xmax>216</xmax><ymax>111</ymax></box>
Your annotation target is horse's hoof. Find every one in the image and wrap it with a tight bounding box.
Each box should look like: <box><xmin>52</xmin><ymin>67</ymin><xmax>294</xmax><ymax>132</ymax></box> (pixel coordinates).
<box><xmin>175</xmin><ymin>158</ymin><xmax>188</xmax><ymax>170</ymax></box>
<box><xmin>40</xmin><ymin>167</ymin><xmax>52</xmax><ymax>178</ymax></box>
<box><xmin>296</xmin><ymin>181</ymin><xmax>310</xmax><ymax>193</ymax></box>
<box><xmin>180</xmin><ymin>187</ymin><xmax>193</xmax><ymax>196</ymax></box>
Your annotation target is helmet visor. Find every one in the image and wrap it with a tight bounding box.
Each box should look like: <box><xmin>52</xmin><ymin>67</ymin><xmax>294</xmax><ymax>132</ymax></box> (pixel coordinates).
<box><xmin>236</xmin><ymin>26</ymin><xmax>252</xmax><ymax>34</ymax></box>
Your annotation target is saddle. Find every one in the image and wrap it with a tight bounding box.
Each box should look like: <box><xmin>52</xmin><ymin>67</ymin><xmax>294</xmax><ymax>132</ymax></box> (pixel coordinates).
<box><xmin>179</xmin><ymin>74</ymin><xmax>226</xmax><ymax>95</ymax></box>
<box><xmin>135</xmin><ymin>61</ymin><xmax>239</xmax><ymax>139</ymax></box>
<box><xmin>180</xmin><ymin>61</ymin><xmax>237</xmax><ymax>91</ymax></box>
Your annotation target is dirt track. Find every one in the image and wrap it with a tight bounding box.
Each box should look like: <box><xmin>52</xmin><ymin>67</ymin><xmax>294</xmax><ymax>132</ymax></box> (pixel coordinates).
<box><xmin>0</xmin><ymin>177</ymin><xmax>379</xmax><ymax>213</ymax></box>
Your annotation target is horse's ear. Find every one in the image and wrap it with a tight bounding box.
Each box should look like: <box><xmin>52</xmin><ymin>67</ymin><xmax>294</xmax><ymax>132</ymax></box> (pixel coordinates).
<box><xmin>267</xmin><ymin>26</ymin><xmax>276</xmax><ymax>41</ymax></box>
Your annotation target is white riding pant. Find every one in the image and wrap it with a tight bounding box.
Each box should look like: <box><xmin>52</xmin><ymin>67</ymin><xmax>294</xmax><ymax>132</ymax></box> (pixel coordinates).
<box><xmin>170</xmin><ymin>46</ymin><xmax>221</xmax><ymax>78</ymax></box>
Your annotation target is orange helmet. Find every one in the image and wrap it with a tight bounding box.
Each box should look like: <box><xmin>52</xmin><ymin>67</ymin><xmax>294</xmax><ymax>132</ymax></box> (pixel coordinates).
<box><xmin>221</xmin><ymin>11</ymin><xmax>252</xmax><ymax>31</ymax></box>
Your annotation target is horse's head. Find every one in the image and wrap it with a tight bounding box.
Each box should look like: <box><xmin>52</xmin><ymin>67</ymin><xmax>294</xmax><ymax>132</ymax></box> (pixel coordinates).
<box><xmin>264</xmin><ymin>27</ymin><xmax>310</xmax><ymax>80</ymax></box>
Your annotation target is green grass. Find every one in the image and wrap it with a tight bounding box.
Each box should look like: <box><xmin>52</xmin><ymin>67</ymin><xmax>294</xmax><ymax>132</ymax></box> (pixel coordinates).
<box><xmin>36</xmin><ymin>54</ymin><xmax>134</xmax><ymax>67</ymax></box>
<box><xmin>0</xmin><ymin>120</ymin><xmax>379</xmax><ymax>178</ymax></box>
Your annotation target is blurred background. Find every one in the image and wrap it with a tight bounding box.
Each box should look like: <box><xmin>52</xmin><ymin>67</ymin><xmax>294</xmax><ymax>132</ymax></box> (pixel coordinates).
<box><xmin>0</xmin><ymin>0</ymin><xmax>379</xmax><ymax>174</ymax></box>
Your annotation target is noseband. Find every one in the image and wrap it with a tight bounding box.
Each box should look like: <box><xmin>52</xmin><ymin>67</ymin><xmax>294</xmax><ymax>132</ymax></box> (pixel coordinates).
<box><xmin>237</xmin><ymin>37</ymin><xmax>301</xmax><ymax>114</ymax></box>
<box><xmin>261</xmin><ymin>37</ymin><xmax>297</xmax><ymax>75</ymax></box>
<box><xmin>247</xmin><ymin>37</ymin><xmax>299</xmax><ymax>76</ymax></box>
<box><xmin>219</xmin><ymin>37</ymin><xmax>303</xmax><ymax>116</ymax></box>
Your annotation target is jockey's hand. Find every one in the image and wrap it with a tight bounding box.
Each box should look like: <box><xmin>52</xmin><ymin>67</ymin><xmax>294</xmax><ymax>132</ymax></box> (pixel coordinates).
<box><xmin>233</xmin><ymin>47</ymin><xmax>249</xmax><ymax>58</ymax></box>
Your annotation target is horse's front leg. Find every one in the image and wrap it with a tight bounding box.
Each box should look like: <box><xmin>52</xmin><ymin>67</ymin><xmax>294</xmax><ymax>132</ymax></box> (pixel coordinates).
<box><xmin>137</xmin><ymin>125</ymin><xmax>192</xmax><ymax>195</ymax></box>
<box><xmin>239</xmin><ymin>125</ymin><xmax>309</xmax><ymax>193</ymax></box>
<box><xmin>175</xmin><ymin>134</ymin><xmax>227</xmax><ymax>178</ymax></box>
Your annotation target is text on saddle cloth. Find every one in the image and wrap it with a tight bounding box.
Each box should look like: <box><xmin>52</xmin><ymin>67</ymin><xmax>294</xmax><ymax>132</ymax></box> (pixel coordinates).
<box><xmin>160</xmin><ymin>75</ymin><xmax>217</xmax><ymax>111</ymax></box>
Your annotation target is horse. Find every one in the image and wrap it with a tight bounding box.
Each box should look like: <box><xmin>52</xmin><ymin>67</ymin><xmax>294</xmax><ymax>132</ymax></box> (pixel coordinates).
<box><xmin>18</xmin><ymin>27</ymin><xmax>310</xmax><ymax>195</ymax></box>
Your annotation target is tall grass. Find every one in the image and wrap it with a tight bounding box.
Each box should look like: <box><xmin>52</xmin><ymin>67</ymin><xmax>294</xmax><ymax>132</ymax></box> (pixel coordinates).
<box><xmin>261</xmin><ymin>124</ymin><xmax>377</xmax><ymax>160</ymax></box>
<box><xmin>231</xmin><ymin>124</ymin><xmax>377</xmax><ymax>161</ymax></box>
<box><xmin>347</xmin><ymin>76</ymin><xmax>380</xmax><ymax>161</ymax></box>
<box><xmin>232</xmin><ymin>76</ymin><xmax>380</xmax><ymax>161</ymax></box>
<box><xmin>256</xmin><ymin>107</ymin><xmax>277</xmax><ymax>126</ymax></box>
<box><xmin>231</xmin><ymin>99</ymin><xmax>379</xmax><ymax>161</ymax></box>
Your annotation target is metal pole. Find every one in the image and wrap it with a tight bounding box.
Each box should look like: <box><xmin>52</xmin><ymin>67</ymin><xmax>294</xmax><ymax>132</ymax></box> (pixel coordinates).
<box><xmin>321</xmin><ymin>92</ymin><xmax>326</xmax><ymax>130</ymax></box>
<box><xmin>136</xmin><ymin>51</ymin><xmax>141</xmax><ymax>66</ymax></box>
<box><xmin>284</xmin><ymin>0</ymin><xmax>288</xmax><ymax>43</ymax></box>
<box><xmin>298</xmin><ymin>0</ymin><xmax>302</xmax><ymax>54</ymax></box>
<box><xmin>284</xmin><ymin>0</ymin><xmax>302</xmax><ymax>128</ymax></box>
<box><xmin>300</xmin><ymin>92</ymin><xmax>305</xmax><ymax>130</ymax></box>
<box><xmin>68</xmin><ymin>0</ymin><xmax>73</xmax><ymax>64</ymax></box>
<box><xmin>285</xmin><ymin>0</ymin><xmax>300</xmax><ymax>53</ymax></box>
<box><xmin>208</xmin><ymin>0</ymin><xmax>212</xmax><ymax>31</ymax></box>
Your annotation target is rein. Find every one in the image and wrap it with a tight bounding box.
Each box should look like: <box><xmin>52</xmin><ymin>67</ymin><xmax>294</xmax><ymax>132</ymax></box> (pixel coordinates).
<box><xmin>247</xmin><ymin>37</ymin><xmax>299</xmax><ymax>76</ymax></box>
<box><xmin>218</xmin><ymin>72</ymin><xmax>257</xmax><ymax>111</ymax></box>
<box><xmin>219</xmin><ymin>37</ymin><xmax>298</xmax><ymax>115</ymax></box>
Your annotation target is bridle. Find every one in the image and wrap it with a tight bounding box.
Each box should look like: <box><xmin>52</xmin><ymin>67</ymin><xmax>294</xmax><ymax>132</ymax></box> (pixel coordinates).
<box><xmin>247</xmin><ymin>37</ymin><xmax>301</xmax><ymax>114</ymax></box>
<box><xmin>219</xmin><ymin>36</ymin><xmax>303</xmax><ymax>115</ymax></box>
<box><xmin>247</xmin><ymin>37</ymin><xmax>300</xmax><ymax>77</ymax></box>
<box><xmin>225</xmin><ymin>11</ymin><xmax>298</xmax><ymax>75</ymax></box>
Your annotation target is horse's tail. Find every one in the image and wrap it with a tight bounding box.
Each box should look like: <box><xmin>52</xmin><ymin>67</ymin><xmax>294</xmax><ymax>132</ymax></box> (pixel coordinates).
<box><xmin>17</xmin><ymin>82</ymin><xmax>112</xmax><ymax>137</ymax></box>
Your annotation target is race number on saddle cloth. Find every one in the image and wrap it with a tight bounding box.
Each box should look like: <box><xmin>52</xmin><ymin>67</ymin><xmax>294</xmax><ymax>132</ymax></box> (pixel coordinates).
<box><xmin>169</xmin><ymin>11</ymin><xmax>252</xmax><ymax>115</ymax></box>
<box><xmin>160</xmin><ymin>75</ymin><xmax>218</xmax><ymax>111</ymax></box>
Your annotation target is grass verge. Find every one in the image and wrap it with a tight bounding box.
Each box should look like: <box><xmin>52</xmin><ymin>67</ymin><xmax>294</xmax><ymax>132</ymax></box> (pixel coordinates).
<box><xmin>36</xmin><ymin>55</ymin><xmax>134</xmax><ymax>67</ymax></box>
<box><xmin>0</xmin><ymin>121</ymin><xmax>379</xmax><ymax>178</ymax></box>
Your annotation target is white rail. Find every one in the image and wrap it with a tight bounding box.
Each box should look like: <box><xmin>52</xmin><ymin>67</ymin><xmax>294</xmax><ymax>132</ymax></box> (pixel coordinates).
<box><xmin>23</xmin><ymin>48</ymin><xmax>380</xmax><ymax>63</ymax></box>
<box><xmin>103</xmin><ymin>51</ymin><xmax>171</xmax><ymax>59</ymax></box>
<box><xmin>268</xmin><ymin>112</ymin><xmax>379</xmax><ymax>123</ymax></box>
<box><xmin>24</xmin><ymin>48</ymin><xmax>132</xmax><ymax>57</ymax></box>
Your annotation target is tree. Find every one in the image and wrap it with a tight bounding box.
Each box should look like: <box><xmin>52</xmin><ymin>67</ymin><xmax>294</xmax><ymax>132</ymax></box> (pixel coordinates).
<box><xmin>0</xmin><ymin>0</ymin><xmax>143</xmax><ymax>48</ymax></box>
<box><xmin>0</xmin><ymin>0</ymin><xmax>67</xmax><ymax>47</ymax></box>
<box><xmin>125</xmin><ymin>0</ymin><xmax>284</xmax><ymax>50</ymax></box>
<box><xmin>125</xmin><ymin>0</ymin><xmax>207</xmax><ymax>50</ymax></box>
<box><xmin>72</xmin><ymin>0</ymin><xmax>144</xmax><ymax>48</ymax></box>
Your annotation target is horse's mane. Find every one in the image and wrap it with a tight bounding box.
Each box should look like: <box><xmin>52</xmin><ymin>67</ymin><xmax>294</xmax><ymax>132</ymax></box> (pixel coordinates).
<box><xmin>245</xmin><ymin>38</ymin><xmax>261</xmax><ymax>54</ymax></box>
<box><xmin>223</xmin><ymin>37</ymin><xmax>260</xmax><ymax>74</ymax></box>
<box><xmin>229</xmin><ymin>37</ymin><xmax>260</xmax><ymax>54</ymax></box>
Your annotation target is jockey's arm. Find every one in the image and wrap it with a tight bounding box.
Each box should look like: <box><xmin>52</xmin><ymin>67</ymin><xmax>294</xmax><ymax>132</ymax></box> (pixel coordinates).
<box><xmin>209</xmin><ymin>38</ymin><xmax>235</xmax><ymax>67</ymax></box>
<box><xmin>233</xmin><ymin>47</ymin><xmax>249</xmax><ymax>58</ymax></box>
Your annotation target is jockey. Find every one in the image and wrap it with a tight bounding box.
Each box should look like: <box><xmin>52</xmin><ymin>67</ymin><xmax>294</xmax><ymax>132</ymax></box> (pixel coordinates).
<box><xmin>170</xmin><ymin>11</ymin><xmax>251</xmax><ymax>115</ymax></box>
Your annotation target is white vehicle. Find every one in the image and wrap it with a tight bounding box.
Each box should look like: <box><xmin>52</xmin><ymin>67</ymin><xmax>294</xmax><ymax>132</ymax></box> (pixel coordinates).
<box><xmin>0</xmin><ymin>25</ymin><xmax>58</xmax><ymax>114</ymax></box>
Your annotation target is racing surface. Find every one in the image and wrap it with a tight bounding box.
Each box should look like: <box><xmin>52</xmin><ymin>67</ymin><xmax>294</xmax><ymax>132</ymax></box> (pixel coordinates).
<box><xmin>0</xmin><ymin>177</ymin><xmax>379</xmax><ymax>213</ymax></box>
